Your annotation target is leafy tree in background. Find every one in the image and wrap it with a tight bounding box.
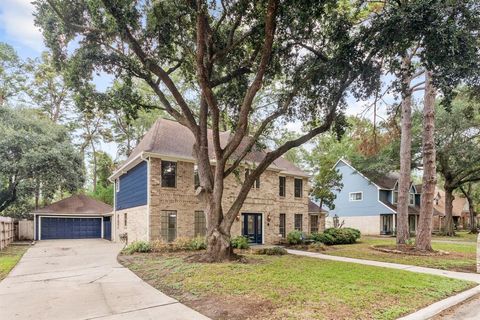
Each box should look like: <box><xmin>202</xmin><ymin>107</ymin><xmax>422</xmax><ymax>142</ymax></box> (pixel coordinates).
<box><xmin>88</xmin><ymin>151</ymin><xmax>115</xmax><ymax>205</ymax></box>
<box><xmin>436</xmin><ymin>93</ymin><xmax>480</xmax><ymax>236</ymax></box>
<box><xmin>34</xmin><ymin>0</ymin><xmax>477</xmax><ymax>261</ymax></box>
<box><xmin>0</xmin><ymin>42</ymin><xmax>27</xmax><ymax>106</ymax></box>
<box><xmin>0</xmin><ymin>107</ymin><xmax>84</xmax><ymax>213</ymax></box>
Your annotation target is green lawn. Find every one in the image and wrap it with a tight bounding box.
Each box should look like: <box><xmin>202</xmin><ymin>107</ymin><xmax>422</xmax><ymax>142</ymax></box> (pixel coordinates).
<box><xmin>432</xmin><ymin>231</ymin><xmax>478</xmax><ymax>242</ymax></box>
<box><xmin>120</xmin><ymin>252</ymin><xmax>474</xmax><ymax>320</ymax></box>
<box><xmin>322</xmin><ymin>236</ymin><xmax>477</xmax><ymax>272</ymax></box>
<box><xmin>0</xmin><ymin>245</ymin><xmax>28</xmax><ymax>281</ymax></box>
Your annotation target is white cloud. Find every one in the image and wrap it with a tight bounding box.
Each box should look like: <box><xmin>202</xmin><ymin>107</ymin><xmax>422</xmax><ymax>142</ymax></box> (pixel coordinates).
<box><xmin>0</xmin><ymin>0</ymin><xmax>44</xmax><ymax>51</ymax></box>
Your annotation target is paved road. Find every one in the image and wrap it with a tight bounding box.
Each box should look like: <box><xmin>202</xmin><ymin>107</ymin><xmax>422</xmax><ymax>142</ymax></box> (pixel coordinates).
<box><xmin>0</xmin><ymin>239</ymin><xmax>208</xmax><ymax>320</ymax></box>
<box><xmin>432</xmin><ymin>293</ymin><xmax>480</xmax><ymax>320</ymax></box>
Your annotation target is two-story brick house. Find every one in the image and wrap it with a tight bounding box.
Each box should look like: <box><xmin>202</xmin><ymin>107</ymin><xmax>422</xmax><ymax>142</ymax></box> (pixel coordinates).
<box><xmin>110</xmin><ymin>118</ymin><xmax>322</xmax><ymax>245</ymax></box>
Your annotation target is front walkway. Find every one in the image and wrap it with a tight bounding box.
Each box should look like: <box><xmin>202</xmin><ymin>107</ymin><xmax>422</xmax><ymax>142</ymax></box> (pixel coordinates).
<box><xmin>0</xmin><ymin>239</ymin><xmax>208</xmax><ymax>320</ymax></box>
<box><xmin>286</xmin><ymin>249</ymin><xmax>480</xmax><ymax>283</ymax></box>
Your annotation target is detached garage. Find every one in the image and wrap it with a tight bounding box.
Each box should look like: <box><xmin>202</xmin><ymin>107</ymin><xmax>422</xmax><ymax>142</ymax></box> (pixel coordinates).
<box><xmin>33</xmin><ymin>195</ymin><xmax>113</xmax><ymax>241</ymax></box>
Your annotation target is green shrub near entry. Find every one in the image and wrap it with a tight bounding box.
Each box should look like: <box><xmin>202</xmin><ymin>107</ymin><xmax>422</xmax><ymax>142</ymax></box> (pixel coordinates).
<box><xmin>286</xmin><ymin>230</ymin><xmax>304</xmax><ymax>245</ymax></box>
<box><xmin>309</xmin><ymin>228</ymin><xmax>361</xmax><ymax>245</ymax></box>
<box><xmin>188</xmin><ymin>236</ymin><xmax>207</xmax><ymax>250</ymax></box>
<box><xmin>254</xmin><ymin>246</ymin><xmax>288</xmax><ymax>255</ymax></box>
<box><xmin>231</xmin><ymin>236</ymin><xmax>250</xmax><ymax>249</ymax></box>
<box><xmin>123</xmin><ymin>241</ymin><xmax>152</xmax><ymax>254</ymax></box>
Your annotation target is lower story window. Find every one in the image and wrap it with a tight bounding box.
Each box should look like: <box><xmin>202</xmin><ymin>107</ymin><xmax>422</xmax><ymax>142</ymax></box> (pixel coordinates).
<box><xmin>310</xmin><ymin>215</ymin><xmax>319</xmax><ymax>233</ymax></box>
<box><xmin>194</xmin><ymin>211</ymin><xmax>207</xmax><ymax>237</ymax></box>
<box><xmin>161</xmin><ymin>210</ymin><xmax>177</xmax><ymax>242</ymax></box>
<box><xmin>294</xmin><ymin>214</ymin><xmax>303</xmax><ymax>231</ymax></box>
<box><xmin>381</xmin><ymin>214</ymin><xmax>393</xmax><ymax>235</ymax></box>
<box><xmin>279</xmin><ymin>213</ymin><xmax>286</xmax><ymax>238</ymax></box>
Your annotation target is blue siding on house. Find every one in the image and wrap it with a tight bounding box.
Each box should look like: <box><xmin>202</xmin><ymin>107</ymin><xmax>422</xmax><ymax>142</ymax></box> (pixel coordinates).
<box><xmin>115</xmin><ymin>161</ymin><xmax>148</xmax><ymax>210</ymax></box>
<box><xmin>330</xmin><ymin>161</ymin><xmax>394</xmax><ymax>217</ymax></box>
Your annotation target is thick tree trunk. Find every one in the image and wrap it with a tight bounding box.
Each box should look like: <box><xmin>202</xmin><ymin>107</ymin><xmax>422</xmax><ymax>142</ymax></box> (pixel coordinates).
<box><xmin>396</xmin><ymin>59</ymin><xmax>413</xmax><ymax>246</ymax></box>
<box><xmin>204</xmin><ymin>226</ymin><xmax>233</xmax><ymax>262</ymax></box>
<box><xmin>416</xmin><ymin>71</ymin><xmax>436</xmax><ymax>251</ymax></box>
<box><xmin>91</xmin><ymin>141</ymin><xmax>97</xmax><ymax>193</ymax></box>
<box><xmin>444</xmin><ymin>187</ymin><xmax>455</xmax><ymax>236</ymax></box>
<box><xmin>468</xmin><ymin>200</ymin><xmax>477</xmax><ymax>234</ymax></box>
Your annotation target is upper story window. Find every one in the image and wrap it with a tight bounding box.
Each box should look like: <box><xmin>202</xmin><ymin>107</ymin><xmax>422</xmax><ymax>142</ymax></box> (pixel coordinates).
<box><xmin>294</xmin><ymin>178</ymin><xmax>303</xmax><ymax>198</ymax></box>
<box><xmin>349</xmin><ymin>192</ymin><xmax>363</xmax><ymax>201</ymax></box>
<box><xmin>194</xmin><ymin>165</ymin><xmax>200</xmax><ymax>189</ymax></box>
<box><xmin>279</xmin><ymin>176</ymin><xmax>286</xmax><ymax>197</ymax></box>
<box><xmin>245</xmin><ymin>169</ymin><xmax>260</xmax><ymax>189</ymax></box>
<box><xmin>161</xmin><ymin>161</ymin><xmax>177</xmax><ymax>188</ymax></box>
<box><xmin>116</xmin><ymin>179</ymin><xmax>120</xmax><ymax>192</ymax></box>
<box><xmin>393</xmin><ymin>191</ymin><xmax>415</xmax><ymax>206</ymax></box>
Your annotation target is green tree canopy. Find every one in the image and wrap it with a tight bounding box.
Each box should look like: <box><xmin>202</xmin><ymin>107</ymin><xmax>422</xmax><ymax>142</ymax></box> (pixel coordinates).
<box><xmin>0</xmin><ymin>107</ymin><xmax>84</xmax><ymax>213</ymax></box>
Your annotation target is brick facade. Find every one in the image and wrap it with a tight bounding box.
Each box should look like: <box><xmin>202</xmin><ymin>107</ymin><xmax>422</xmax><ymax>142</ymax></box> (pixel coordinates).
<box><xmin>115</xmin><ymin>158</ymin><xmax>324</xmax><ymax>245</ymax></box>
<box><xmin>115</xmin><ymin>205</ymin><xmax>148</xmax><ymax>243</ymax></box>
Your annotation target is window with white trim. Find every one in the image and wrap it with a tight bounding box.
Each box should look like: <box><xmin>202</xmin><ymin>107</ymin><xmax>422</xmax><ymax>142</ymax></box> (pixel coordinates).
<box><xmin>116</xmin><ymin>179</ymin><xmax>120</xmax><ymax>192</ymax></box>
<box><xmin>392</xmin><ymin>191</ymin><xmax>398</xmax><ymax>204</ymax></box>
<box><xmin>409</xmin><ymin>193</ymin><xmax>415</xmax><ymax>206</ymax></box>
<box><xmin>349</xmin><ymin>192</ymin><xmax>363</xmax><ymax>201</ymax></box>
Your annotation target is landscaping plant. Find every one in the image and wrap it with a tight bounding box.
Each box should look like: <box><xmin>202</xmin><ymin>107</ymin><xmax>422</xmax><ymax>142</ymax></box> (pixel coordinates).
<box><xmin>286</xmin><ymin>230</ymin><xmax>304</xmax><ymax>245</ymax></box>
<box><xmin>230</xmin><ymin>236</ymin><xmax>250</xmax><ymax>249</ymax></box>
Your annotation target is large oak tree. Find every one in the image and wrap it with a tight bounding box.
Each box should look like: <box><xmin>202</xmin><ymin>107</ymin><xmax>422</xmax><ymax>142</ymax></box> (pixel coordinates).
<box><xmin>33</xmin><ymin>0</ymin><xmax>470</xmax><ymax>261</ymax></box>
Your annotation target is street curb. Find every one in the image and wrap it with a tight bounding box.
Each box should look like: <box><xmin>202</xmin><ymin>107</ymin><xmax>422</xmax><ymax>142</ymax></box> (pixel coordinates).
<box><xmin>397</xmin><ymin>285</ymin><xmax>480</xmax><ymax>320</ymax></box>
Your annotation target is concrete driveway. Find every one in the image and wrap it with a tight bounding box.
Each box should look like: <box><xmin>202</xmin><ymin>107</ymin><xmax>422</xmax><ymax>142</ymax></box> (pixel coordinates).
<box><xmin>0</xmin><ymin>239</ymin><xmax>208</xmax><ymax>320</ymax></box>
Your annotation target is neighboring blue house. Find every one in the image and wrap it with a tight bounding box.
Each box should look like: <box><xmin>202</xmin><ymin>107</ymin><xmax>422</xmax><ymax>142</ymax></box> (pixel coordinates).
<box><xmin>330</xmin><ymin>159</ymin><xmax>421</xmax><ymax>235</ymax></box>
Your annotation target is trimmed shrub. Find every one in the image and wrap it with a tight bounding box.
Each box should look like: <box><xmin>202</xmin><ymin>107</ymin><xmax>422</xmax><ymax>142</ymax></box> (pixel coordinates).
<box><xmin>231</xmin><ymin>236</ymin><xmax>250</xmax><ymax>249</ymax></box>
<box><xmin>123</xmin><ymin>241</ymin><xmax>151</xmax><ymax>254</ymax></box>
<box><xmin>254</xmin><ymin>246</ymin><xmax>287</xmax><ymax>255</ymax></box>
<box><xmin>286</xmin><ymin>230</ymin><xmax>304</xmax><ymax>245</ymax></box>
<box><xmin>188</xmin><ymin>236</ymin><xmax>207</xmax><ymax>250</ymax></box>
<box><xmin>310</xmin><ymin>228</ymin><xmax>361</xmax><ymax>245</ymax></box>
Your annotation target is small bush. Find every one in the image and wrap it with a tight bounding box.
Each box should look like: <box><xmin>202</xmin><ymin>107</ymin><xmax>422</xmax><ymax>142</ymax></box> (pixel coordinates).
<box><xmin>123</xmin><ymin>241</ymin><xmax>151</xmax><ymax>254</ymax></box>
<box><xmin>188</xmin><ymin>236</ymin><xmax>207</xmax><ymax>250</ymax></box>
<box><xmin>314</xmin><ymin>232</ymin><xmax>337</xmax><ymax>245</ymax></box>
<box><xmin>254</xmin><ymin>246</ymin><xmax>287</xmax><ymax>255</ymax></box>
<box><xmin>231</xmin><ymin>236</ymin><xmax>250</xmax><ymax>249</ymax></box>
<box><xmin>307</xmin><ymin>242</ymin><xmax>327</xmax><ymax>252</ymax></box>
<box><xmin>150</xmin><ymin>237</ymin><xmax>207</xmax><ymax>252</ymax></box>
<box><xmin>286</xmin><ymin>230</ymin><xmax>304</xmax><ymax>245</ymax></box>
<box><xmin>323</xmin><ymin>227</ymin><xmax>361</xmax><ymax>245</ymax></box>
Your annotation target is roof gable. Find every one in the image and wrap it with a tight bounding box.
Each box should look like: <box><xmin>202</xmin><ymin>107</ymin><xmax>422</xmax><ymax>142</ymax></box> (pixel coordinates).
<box><xmin>115</xmin><ymin>118</ymin><xmax>307</xmax><ymax>177</ymax></box>
<box><xmin>34</xmin><ymin>195</ymin><xmax>112</xmax><ymax>214</ymax></box>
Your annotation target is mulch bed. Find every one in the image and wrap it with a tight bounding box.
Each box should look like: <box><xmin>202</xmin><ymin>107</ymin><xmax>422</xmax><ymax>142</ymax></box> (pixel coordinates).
<box><xmin>371</xmin><ymin>245</ymin><xmax>450</xmax><ymax>256</ymax></box>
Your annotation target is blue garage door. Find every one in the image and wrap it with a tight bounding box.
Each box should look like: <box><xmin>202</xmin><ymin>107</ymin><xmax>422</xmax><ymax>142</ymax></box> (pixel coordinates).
<box><xmin>41</xmin><ymin>217</ymin><xmax>102</xmax><ymax>240</ymax></box>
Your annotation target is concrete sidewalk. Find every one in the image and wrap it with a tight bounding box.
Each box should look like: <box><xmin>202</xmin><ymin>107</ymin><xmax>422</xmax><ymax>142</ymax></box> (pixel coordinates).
<box><xmin>286</xmin><ymin>249</ymin><xmax>480</xmax><ymax>283</ymax></box>
<box><xmin>0</xmin><ymin>239</ymin><xmax>209</xmax><ymax>320</ymax></box>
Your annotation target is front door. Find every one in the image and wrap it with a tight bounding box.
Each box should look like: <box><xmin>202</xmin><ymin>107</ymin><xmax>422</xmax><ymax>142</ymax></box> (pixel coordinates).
<box><xmin>242</xmin><ymin>213</ymin><xmax>262</xmax><ymax>244</ymax></box>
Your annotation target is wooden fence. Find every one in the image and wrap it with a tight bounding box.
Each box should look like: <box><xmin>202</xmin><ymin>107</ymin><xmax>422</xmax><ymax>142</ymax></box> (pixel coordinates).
<box><xmin>0</xmin><ymin>216</ymin><xmax>14</xmax><ymax>250</ymax></box>
<box><xmin>17</xmin><ymin>220</ymin><xmax>34</xmax><ymax>241</ymax></box>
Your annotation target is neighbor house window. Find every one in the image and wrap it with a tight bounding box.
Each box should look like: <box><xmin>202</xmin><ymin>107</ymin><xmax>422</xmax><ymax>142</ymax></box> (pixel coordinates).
<box><xmin>161</xmin><ymin>161</ymin><xmax>177</xmax><ymax>188</ymax></box>
<box><xmin>349</xmin><ymin>192</ymin><xmax>363</xmax><ymax>201</ymax></box>
<box><xmin>245</xmin><ymin>169</ymin><xmax>260</xmax><ymax>189</ymax></box>
<box><xmin>124</xmin><ymin>213</ymin><xmax>127</xmax><ymax>227</ymax></box>
<box><xmin>116</xmin><ymin>179</ymin><xmax>120</xmax><ymax>192</ymax></box>
<box><xmin>279</xmin><ymin>176</ymin><xmax>286</xmax><ymax>197</ymax></box>
<box><xmin>392</xmin><ymin>191</ymin><xmax>398</xmax><ymax>204</ymax></box>
<box><xmin>194</xmin><ymin>211</ymin><xmax>206</xmax><ymax>237</ymax></box>
<box><xmin>294</xmin><ymin>214</ymin><xmax>303</xmax><ymax>231</ymax></box>
<box><xmin>161</xmin><ymin>210</ymin><xmax>177</xmax><ymax>242</ymax></box>
<box><xmin>194</xmin><ymin>165</ymin><xmax>200</xmax><ymax>189</ymax></box>
<box><xmin>310</xmin><ymin>215</ymin><xmax>319</xmax><ymax>233</ymax></box>
<box><xmin>279</xmin><ymin>213</ymin><xmax>286</xmax><ymax>238</ymax></box>
<box><xmin>294</xmin><ymin>178</ymin><xmax>303</xmax><ymax>198</ymax></box>
<box><xmin>409</xmin><ymin>193</ymin><xmax>415</xmax><ymax>206</ymax></box>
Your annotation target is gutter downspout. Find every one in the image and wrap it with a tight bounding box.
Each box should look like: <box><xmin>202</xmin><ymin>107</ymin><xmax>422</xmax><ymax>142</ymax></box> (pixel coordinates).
<box><xmin>140</xmin><ymin>152</ymin><xmax>151</xmax><ymax>242</ymax></box>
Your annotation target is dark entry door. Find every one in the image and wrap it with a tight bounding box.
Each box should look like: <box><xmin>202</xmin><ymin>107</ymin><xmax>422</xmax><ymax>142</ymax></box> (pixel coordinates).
<box><xmin>242</xmin><ymin>213</ymin><xmax>262</xmax><ymax>244</ymax></box>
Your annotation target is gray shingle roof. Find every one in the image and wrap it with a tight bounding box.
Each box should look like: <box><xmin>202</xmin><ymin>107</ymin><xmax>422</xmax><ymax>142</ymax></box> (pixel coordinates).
<box><xmin>122</xmin><ymin>118</ymin><xmax>307</xmax><ymax>176</ymax></box>
<box><xmin>34</xmin><ymin>195</ymin><xmax>112</xmax><ymax>215</ymax></box>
